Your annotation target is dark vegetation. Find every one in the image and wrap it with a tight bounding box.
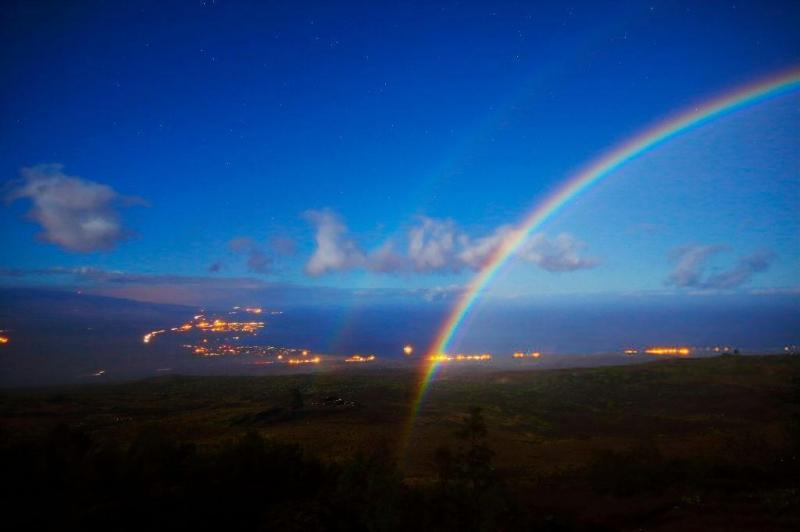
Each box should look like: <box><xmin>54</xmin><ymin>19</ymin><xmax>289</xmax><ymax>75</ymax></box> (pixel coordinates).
<box><xmin>2</xmin><ymin>355</ymin><xmax>799</xmax><ymax>530</ymax></box>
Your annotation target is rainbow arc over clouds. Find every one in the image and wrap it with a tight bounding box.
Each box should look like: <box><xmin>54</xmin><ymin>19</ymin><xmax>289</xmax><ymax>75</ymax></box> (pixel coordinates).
<box><xmin>401</xmin><ymin>67</ymin><xmax>800</xmax><ymax>459</ymax></box>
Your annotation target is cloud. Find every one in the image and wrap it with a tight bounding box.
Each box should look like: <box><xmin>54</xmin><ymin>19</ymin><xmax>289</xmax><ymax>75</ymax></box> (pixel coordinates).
<box><xmin>702</xmin><ymin>249</ymin><xmax>775</xmax><ymax>289</ymax></box>
<box><xmin>0</xmin><ymin>266</ymin><xmax>196</xmax><ymax>284</ymax></box>
<box><xmin>0</xmin><ymin>266</ymin><xmax>287</xmax><ymax>306</ymax></box>
<box><xmin>666</xmin><ymin>245</ymin><xmax>775</xmax><ymax>290</ymax></box>
<box><xmin>456</xmin><ymin>225</ymin><xmax>598</xmax><ymax>273</ymax></box>
<box><xmin>413</xmin><ymin>284</ymin><xmax>467</xmax><ymax>302</ymax></box>
<box><xmin>407</xmin><ymin>217</ymin><xmax>460</xmax><ymax>272</ymax></box>
<box><xmin>302</xmin><ymin>211</ymin><xmax>597</xmax><ymax>276</ymax></box>
<box><xmin>228</xmin><ymin>236</ymin><xmax>273</xmax><ymax>274</ymax></box>
<box><xmin>0</xmin><ymin>266</ymin><xmax>456</xmax><ymax>307</ymax></box>
<box><xmin>6</xmin><ymin>164</ymin><xmax>141</xmax><ymax>252</ymax></box>
<box><xmin>270</xmin><ymin>235</ymin><xmax>297</xmax><ymax>256</ymax></box>
<box><xmin>457</xmin><ymin>225</ymin><xmax>515</xmax><ymax>270</ymax></box>
<box><xmin>245</xmin><ymin>249</ymin><xmax>272</xmax><ymax>273</ymax></box>
<box><xmin>228</xmin><ymin>236</ymin><xmax>253</xmax><ymax>253</ymax></box>
<box><xmin>518</xmin><ymin>232</ymin><xmax>600</xmax><ymax>272</ymax></box>
<box><xmin>748</xmin><ymin>286</ymin><xmax>800</xmax><ymax>296</ymax></box>
<box><xmin>304</xmin><ymin>209</ymin><xmax>366</xmax><ymax>275</ymax></box>
<box><xmin>367</xmin><ymin>241</ymin><xmax>407</xmax><ymax>273</ymax></box>
<box><xmin>666</xmin><ymin>245</ymin><xmax>725</xmax><ymax>288</ymax></box>
<box><xmin>82</xmin><ymin>275</ymin><xmax>275</xmax><ymax>307</ymax></box>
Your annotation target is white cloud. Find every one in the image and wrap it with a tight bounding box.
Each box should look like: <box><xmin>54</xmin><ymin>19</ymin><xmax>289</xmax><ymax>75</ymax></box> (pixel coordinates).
<box><xmin>367</xmin><ymin>241</ymin><xmax>407</xmax><ymax>273</ymax></box>
<box><xmin>303</xmin><ymin>211</ymin><xmax>597</xmax><ymax>276</ymax></box>
<box><xmin>407</xmin><ymin>217</ymin><xmax>460</xmax><ymax>272</ymax></box>
<box><xmin>304</xmin><ymin>209</ymin><xmax>366</xmax><ymax>275</ymax></box>
<box><xmin>518</xmin><ymin>232</ymin><xmax>599</xmax><ymax>272</ymax></box>
<box><xmin>7</xmin><ymin>164</ymin><xmax>139</xmax><ymax>252</ymax></box>
<box><xmin>457</xmin><ymin>225</ymin><xmax>516</xmax><ymax>270</ymax></box>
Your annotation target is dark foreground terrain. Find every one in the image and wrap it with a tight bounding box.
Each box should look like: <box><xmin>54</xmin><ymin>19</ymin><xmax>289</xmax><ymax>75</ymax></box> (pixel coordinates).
<box><xmin>2</xmin><ymin>354</ymin><xmax>799</xmax><ymax>531</ymax></box>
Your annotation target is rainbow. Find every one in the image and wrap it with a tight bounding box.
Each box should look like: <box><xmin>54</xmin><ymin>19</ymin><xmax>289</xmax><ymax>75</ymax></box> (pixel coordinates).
<box><xmin>401</xmin><ymin>67</ymin><xmax>800</xmax><ymax>459</ymax></box>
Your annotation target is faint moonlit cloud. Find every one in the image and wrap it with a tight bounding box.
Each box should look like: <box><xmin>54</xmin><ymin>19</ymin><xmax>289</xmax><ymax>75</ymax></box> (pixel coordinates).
<box><xmin>6</xmin><ymin>164</ymin><xmax>143</xmax><ymax>253</ymax></box>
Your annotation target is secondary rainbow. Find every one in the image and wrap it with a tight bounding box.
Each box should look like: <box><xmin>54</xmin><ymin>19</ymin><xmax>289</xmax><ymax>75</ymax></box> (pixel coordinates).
<box><xmin>402</xmin><ymin>67</ymin><xmax>800</xmax><ymax>456</ymax></box>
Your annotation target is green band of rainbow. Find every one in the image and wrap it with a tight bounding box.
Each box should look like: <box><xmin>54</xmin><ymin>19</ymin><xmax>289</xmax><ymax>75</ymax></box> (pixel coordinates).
<box><xmin>401</xmin><ymin>67</ymin><xmax>800</xmax><ymax>461</ymax></box>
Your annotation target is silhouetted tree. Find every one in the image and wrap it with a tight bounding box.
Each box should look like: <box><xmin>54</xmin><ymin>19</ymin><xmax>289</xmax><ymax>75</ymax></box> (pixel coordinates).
<box><xmin>288</xmin><ymin>386</ymin><xmax>305</xmax><ymax>410</ymax></box>
<box><xmin>433</xmin><ymin>444</ymin><xmax>456</xmax><ymax>487</ymax></box>
<box><xmin>426</xmin><ymin>407</ymin><xmax>521</xmax><ymax>530</ymax></box>
<box><xmin>454</xmin><ymin>406</ymin><xmax>495</xmax><ymax>493</ymax></box>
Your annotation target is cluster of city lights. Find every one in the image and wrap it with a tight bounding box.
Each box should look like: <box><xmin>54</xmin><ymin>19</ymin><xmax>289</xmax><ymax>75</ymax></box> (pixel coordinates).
<box><xmin>142</xmin><ymin>309</ymin><xmax>265</xmax><ymax>344</ymax></box>
<box><xmin>287</xmin><ymin>356</ymin><xmax>321</xmax><ymax>365</ymax></box>
<box><xmin>645</xmin><ymin>347</ymin><xmax>691</xmax><ymax>356</ymax></box>
<box><xmin>192</xmin><ymin>318</ymin><xmax>264</xmax><ymax>333</ymax></box>
<box><xmin>232</xmin><ymin>306</ymin><xmax>282</xmax><ymax>316</ymax></box>
<box><xmin>627</xmin><ymin>346</ymin><xmax>746</xmax><ymax>356</ymax></box>
<box><xmin>345</xmin><ymin>355</ymin><xmax>376</xmax><ymax>363</ymax></box>
<box><xmin>512</xmin><ymin>351</ymin><xmax>541</xmax><ymax>359</ymax></box>
<box><xmin>188</xmin><ymin>343</ymin><xmax>319</xmax><ymax>364</ymax></box>
<box><xmin>190</xmin><ymin>344</ymin><xmax>239</xmax><ymax>356</ymax></box>
<box><xmin>188</xmin><ymin>343</ymin><xmax>311</xmax><ymax>359</ymax></box>
<box><xmin>143</xmin><ymin>329</ymin><xmax>166</xmax><ymax>344</ymax></box>
<box><xmin>429</xmin><ymin>353</ymin><xmax>492</xmax><ymax>362</ymax></box>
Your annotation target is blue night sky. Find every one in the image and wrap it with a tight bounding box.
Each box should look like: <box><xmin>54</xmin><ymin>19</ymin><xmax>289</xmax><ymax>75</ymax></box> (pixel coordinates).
<box><xmin>1</xmin><ymin>0</ymin><xmax>798</xmax><ymax>308</ymax></box>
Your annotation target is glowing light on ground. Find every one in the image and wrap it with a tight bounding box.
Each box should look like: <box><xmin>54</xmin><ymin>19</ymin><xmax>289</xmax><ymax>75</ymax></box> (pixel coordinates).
<box><xmin>345</xmin><ymin>355</ymin><xmax>376</xmax><ymax>363</ymax></box>
<box><xmin>429</xmin><ymin>353</ymin><xmax>491</xmax><ymax>362</ymax></box>
<box><xmin>143</xmin><ymin>329</ymin><xmax>165</xmax><ymax>343</ymax></box>
<box><xmin>142</xmin><ymin>308</ymin><xmax>265</xmax><ymax>344</ymax></box>
<box><xmin>403</xmin><ymin>345</ymin><xmax>414</xmax><ymax>356</ymax></box>
<box><xmin>188</xmin><ymin>344</ymin><xmax>309</xmax><ymax>358</ymax></box>
<box><xmin>645</xmin><ymin>347</ymin><xmax>691</xmax><ymax>356</ymax></box>
<box><xmin>141</xmin><ymin>307</ymin><xmax>317</xmax><ymax>362</ymax></box>
<box><xmin>287</xmin><ymin>356</ymin><xmax>320</xmax><ymax>365</ymax></box>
